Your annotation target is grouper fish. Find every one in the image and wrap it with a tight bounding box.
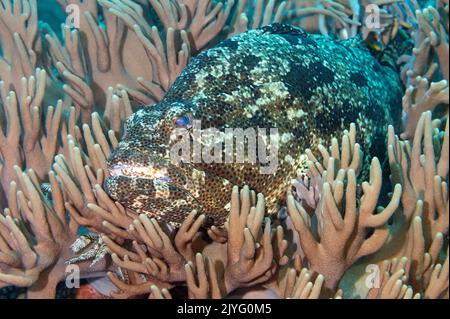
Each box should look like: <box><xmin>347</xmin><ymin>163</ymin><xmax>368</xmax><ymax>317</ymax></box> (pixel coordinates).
<box><xmin>105</xmin><ymin>23</ymin><xmax>406</xmax><ymax>227</ymax></box>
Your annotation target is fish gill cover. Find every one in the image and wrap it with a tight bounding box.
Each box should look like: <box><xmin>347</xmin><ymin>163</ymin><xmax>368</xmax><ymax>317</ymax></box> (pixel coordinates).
<box><xmin>0</xmin><ymin>0</ymin><xmax>448</xmax><ymax>300</ymax></box>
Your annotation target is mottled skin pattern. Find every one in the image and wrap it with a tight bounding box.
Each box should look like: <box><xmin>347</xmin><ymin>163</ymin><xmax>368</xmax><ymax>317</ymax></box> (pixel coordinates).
<box><xmin>105</xmin><ymin>23</ymin><xmax>403</xmax><ymax>227</ymax></box>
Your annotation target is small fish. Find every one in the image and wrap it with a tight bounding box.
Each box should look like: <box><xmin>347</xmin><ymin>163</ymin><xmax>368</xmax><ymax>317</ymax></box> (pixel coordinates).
<box><xmin>105</xmin><ymin>23</ymin><xmax>405</xmax><ymax>227</ymax></box>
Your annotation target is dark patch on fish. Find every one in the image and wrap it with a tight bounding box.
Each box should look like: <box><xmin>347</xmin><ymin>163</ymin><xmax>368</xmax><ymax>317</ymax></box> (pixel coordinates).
<box><xmin>350</xmin><ymin>72</ymin><xmax>368</xmax><ymax>87</ymax></box>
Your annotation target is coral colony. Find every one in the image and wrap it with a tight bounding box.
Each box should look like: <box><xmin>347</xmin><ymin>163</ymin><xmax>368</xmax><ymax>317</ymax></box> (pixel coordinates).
<box><xmin>0</xmin><ymin>0</ymin><xmax>448</xmax><ymax>300</ymax></box>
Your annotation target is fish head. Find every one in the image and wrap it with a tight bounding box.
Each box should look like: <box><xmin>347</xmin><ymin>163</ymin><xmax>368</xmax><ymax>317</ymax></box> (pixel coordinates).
<box><xmin>104</xmin><ymin>101</ymin><xmax>232</xmax><ymax>227</ymax></box>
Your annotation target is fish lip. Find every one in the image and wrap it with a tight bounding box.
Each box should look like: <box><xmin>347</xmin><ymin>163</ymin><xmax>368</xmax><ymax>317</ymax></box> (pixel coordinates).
<box><xmin>107</xmin><ymin>164</ymin><xmax>174</xmax><ymax>184</ymax></box>
<box><xmin>106</xmin><ymin>147</ymin><xmax>172</xmax><ymax>181</ymax></box>
<box><xmin>106</xmin><ymin>145</ymin><xmax>169</xmax><ymax>169</ymax></box>
<box><xmin>105</xmin><ymin>149</ymin><xmax>213</xmax><ymax>212</ymax></box>
<box><xmin>105</xmin><ymin>165</ymin><xmax>207</xmax><ymax>202</ymax></box>
<box><xmin>104</xmin><ymin>174</ymin><xmax>205</xmax><ymax>214</ymax></box>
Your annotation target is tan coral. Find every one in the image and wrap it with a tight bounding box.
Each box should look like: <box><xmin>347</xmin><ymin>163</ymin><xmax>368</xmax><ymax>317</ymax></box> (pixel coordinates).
<box><xmin>399</xmin><ymin>3</ymin><xmax>449</xmax><ymax>139</ymax></box>
<box><xmin>0</xmin><ymin>0</ymin><xmax>40</xmax><ymax>93</ymax></box>
<box><xmin>0</xmin><ymin>70</ymin><xmax>63</xmax><ymax>196</ymax></box>
<box><xmin>366</xmin><ymin>257</ymin><xmax>420</xmax><ymax>299</ymax></box>
<box><xmin>0</xmin><ymin>169</ymin><xmax>106</xmax><ymax>298</ymax></box>
<box><xmin>387</xmin><ymin>111</ymin><xmax>448</xmax><ymax>245</ymax></box>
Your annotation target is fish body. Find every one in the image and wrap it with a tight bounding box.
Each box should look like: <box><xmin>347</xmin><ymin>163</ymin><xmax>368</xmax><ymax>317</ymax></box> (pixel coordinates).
<box><xmin>105</xmin><ymin>23</ymin><xmax>403</xmax><ymax>227</ymax></box>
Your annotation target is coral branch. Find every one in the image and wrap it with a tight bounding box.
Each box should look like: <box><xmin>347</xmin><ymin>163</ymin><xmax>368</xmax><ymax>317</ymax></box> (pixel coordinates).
<box><xmin>0</xmin><ymin>169</ymin><xmax>106</xmax><ymax>298</ymax></box>
<box><xmin>388</xmin><ymin>112</ymin><xmax>449</xmax><ymax>242</ymax></box>
<box><xmin>288</xmin><ymin>157</ymin><xmax>402</xmax><ymax>295</ymax></box>
<box><xmin>224</xmin><ymin>186</ymin><xmax>276</xmax><ymax>294</ymax></box>
<box><xmin>185</xmin><ymin>253</ymin><xmax>223</xmax><ymax>299</ymax></box>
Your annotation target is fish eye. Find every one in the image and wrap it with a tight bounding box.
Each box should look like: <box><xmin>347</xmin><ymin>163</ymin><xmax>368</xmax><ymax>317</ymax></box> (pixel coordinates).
<box><xmin>174</xmin><ymin>113</ymin><xmax>193</xmax><ymax>128</ymax></box>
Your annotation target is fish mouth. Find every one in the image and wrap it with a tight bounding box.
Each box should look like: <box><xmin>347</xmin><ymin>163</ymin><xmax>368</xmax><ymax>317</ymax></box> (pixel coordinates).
<box><xmin>108</xmin><ymin>162</ymin><xmax>173</xmax><ymax>184</ymax></box>
<box><xmin>104</xmin><ymin>173</ymin><xmax>206</xmax><ymax>226</ymax></box>
<box><xmin>106</xmin><ymin>147</ymin><xmax>173</xmax><ymax>180</ymax></box>
<box><xmin>104</xmin><ymin>148</ymin><xmax>234</xmax><ymax>227</ymax></box>
<box><xmin>104</xmin><ymin>149</ymin><xmax>208</xmax><ymax>223</ymax></box>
